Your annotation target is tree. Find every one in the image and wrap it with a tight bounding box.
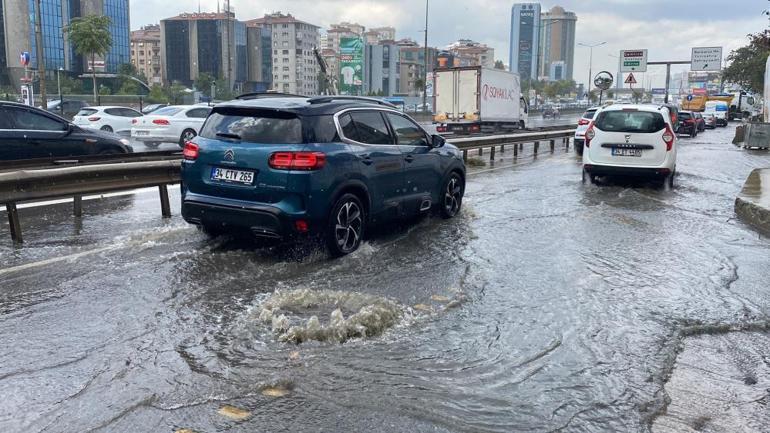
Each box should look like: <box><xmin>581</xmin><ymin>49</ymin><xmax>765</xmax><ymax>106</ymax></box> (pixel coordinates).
<box><xmin>194</xmin><ymin>73</ymin><xmax>216</xmax><ymax>97</ymax></box>
<box><xmin>588</xmin><ymin>90</ymin><xmax>598</xmax><ymax>103</ymax></box>
<box><xmin>494</xmin><ymin>60</ymin><xmax>505</xmax><ymax>70</ymax></box>
<box><xmin>65</xmin><ymin>15</ymin><xmax>112</xmax><ymax>104</ymax></box>
<box><xmin>146</xmin><ymin>84</ymin><xmax>167</xmax><ymax>103</ymax></box>
<box><xmin>165</xmin><ymin>81</ymin><xmax>187</xmax><ymax>104</ymax></box>
<box><xmin>723</xmin><ymin>31</ymin><xmax>770</xmax><ymax>94</ymax></box>
<box><xmin>607</xmin><ymin>90</ymin><xmax>615</xmax><ymax>99</ymax></box>
<box><xmin>214</xmin><ymin>78</ymin><xmax>234</xmax><ymax>101</ymax></box>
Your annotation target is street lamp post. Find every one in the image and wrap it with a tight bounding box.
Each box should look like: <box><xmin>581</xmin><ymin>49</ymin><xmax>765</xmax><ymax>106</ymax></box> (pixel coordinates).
<box><xmin>578</xmin><ymin>41</ymin><xmax>606</xmax><ymax>100</ymax></box>
<box><xmin>422</xmin><ymin>0</ymin><xmax>429</xmax><ymax>113</ymax></box>
<box><xmin>57</xmin><ymin>68</ymin><xmax>63</xmax><ymax>116</ymax></box>
<box><xmin>608</xmin><ymin>53</ymin><xmax>621</xmax><ymax>90</ymax></box>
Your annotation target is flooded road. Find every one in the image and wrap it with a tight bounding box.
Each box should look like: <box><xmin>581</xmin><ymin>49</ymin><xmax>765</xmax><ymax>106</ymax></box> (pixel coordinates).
<box><xmin>2</xmin><ymin>125</ymin><xmax>770</xmax><ymax>432</ymax></box>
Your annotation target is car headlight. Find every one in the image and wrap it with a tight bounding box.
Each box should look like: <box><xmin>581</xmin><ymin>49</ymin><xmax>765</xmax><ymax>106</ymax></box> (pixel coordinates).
<box><xmin>119</xmin><ymin>138</ymin><xmax>130</xmax><ymax>146</ymax></box>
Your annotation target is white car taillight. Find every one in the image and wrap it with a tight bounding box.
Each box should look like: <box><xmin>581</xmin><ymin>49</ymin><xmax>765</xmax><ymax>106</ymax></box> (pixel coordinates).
<box><xmin>662</xmin><ymin>126</ymin><xmax>674</xmax><ymax>151</ymax></box>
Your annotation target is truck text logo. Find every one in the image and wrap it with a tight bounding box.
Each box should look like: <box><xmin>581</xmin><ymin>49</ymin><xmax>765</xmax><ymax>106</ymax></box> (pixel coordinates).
<box><xmin>482</xmin><ymin>84</ymin><xmax>515</xmax><ymax>101</ymax></box>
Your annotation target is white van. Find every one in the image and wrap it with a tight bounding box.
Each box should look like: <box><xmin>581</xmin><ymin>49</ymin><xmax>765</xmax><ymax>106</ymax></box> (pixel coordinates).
<box><xmin>704</xmin><ymin>101</ymin><xmax>728</xmax><ymax>127</ymax></box>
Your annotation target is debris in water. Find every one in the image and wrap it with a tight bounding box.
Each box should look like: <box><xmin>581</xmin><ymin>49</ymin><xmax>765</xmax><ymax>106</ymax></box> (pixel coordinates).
<box><xmin>261</xmin><ymin>386</ymin><xmax>291</xmax><ymax>397</ymax></box>
<box><xmin>218</xmin><ymin>405</ymin><xmax>251</xmax><ymax>420</ymax></box>
<box><xmin>288</xmin><ymin>351</ymin><xmax>300</xmax><ymax>361</ymax></box>
<box><xmin>431</xmin><ymin>295</ymin><xmax>450</xmax><ymax>303</ymax></box>
<box><xmin>175</xmin><ymin>430</ymin><xmax>196</xmax><ymax>433</ymax></box>
<box><xmin>413</xmin><ymin>304</ymin><xmax>433</xmax><ymax>312</ymax></box>
<box><xmin>257</xmin><ymin>289</ymin><xmax>404</xmax><ymax>344</ymax></box>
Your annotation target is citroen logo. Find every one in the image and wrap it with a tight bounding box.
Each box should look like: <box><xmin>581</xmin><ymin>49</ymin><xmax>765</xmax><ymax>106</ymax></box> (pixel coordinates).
<box><xmin>224</xmin><ymin>149</ymin><xmax>235</xmax><ymax>161</ymax></box>
<box><xmin>624</xmin><ymin>135</ymin><xmax>631</xmax><ymax>143</ymax></box>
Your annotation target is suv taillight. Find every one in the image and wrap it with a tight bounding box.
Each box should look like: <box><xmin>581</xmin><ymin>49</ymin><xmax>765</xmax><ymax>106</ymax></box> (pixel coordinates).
<box><xmin>584</xmin><ymin>124</ymin><xmax>595</xmax><ymax>147</ymax></box>
<box><xmin>183</xmin><ymin>142</ymin><xmax>199</xmax><ymax>160</ymax></box>
<box><xmin>578</xmin><ymin>118</ymin><xmax>590</xmax><ymax>126</ymax></box>
<box><xmin>269</xmin><ymin>152</ymin><xmax>326</xmax><ymax>170</ymax></box>
<box><xmin>662</xmin><ymin>126</ymin><xmax>674</xmax><ymax>151</ymax></box>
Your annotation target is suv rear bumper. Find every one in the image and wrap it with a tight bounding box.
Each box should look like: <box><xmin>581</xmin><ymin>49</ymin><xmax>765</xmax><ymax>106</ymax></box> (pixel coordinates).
<box><xmin>182</xmin><ymin>193</ymin><xmax>313</xmax><ymax>240</ymax></box>
<box><xmin>583</xmin><ymin>164</ymin><xmax>672</xmax><ymax>178</ymax></box>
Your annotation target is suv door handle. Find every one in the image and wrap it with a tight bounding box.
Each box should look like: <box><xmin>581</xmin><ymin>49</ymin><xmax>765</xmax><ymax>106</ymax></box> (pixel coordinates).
<box><xmin>404</xmin><ymin>155</ymin><xmax>415</xmax><ymax>163</ymax></box>
<box><xmin>360</xmin><ymin>155</ymin><xmax>374</xmax><ymax>165</ymax></box>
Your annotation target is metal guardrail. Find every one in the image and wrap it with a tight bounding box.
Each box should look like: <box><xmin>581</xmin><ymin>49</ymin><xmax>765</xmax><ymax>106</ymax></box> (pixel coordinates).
<box><xmin>1</xmin><ymin>161</ymin><xmax>180</xmax><ymax>243</ymax></box>
<box><xmin>0</xmin><ymin>129</ymin><xmax>576</xmax><ymax>243</ymax></box>
<box><xmin>0</xmin><ymin>150</ymin><xmax>181</xmax><ymax>172</ymax></box>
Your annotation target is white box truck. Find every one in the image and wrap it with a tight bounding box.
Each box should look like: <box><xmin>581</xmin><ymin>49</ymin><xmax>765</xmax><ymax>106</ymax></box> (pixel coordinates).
<box><xmin>433</xmin><ymin>66</ymin><xmax>528</xmax><ymax>134</ymax></box>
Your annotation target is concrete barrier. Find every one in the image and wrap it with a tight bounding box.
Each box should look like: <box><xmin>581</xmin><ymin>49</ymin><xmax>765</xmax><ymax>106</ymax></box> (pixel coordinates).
<box><xmin>735</xmin><ymin>168</ymin><xmax>770</xmax><ymax>235</ymax></box>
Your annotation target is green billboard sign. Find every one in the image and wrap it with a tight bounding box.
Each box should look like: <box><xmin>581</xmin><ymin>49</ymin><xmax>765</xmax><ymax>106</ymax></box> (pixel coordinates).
<box><xmin>339</xmin><ymin>37</ymin><xmax>364</xmax><ymax>95</ymax></box>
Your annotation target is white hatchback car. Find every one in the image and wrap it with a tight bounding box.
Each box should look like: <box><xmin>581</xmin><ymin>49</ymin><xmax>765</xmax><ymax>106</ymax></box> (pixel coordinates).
<box><xmin>582</xmin><ymin>104</ymin><xmax>677</xmax><ymax>187</ymax></box>
<box><xmin>72</xmin><ymin>106</ymin><xmax>144</xmax><ymax>136</ymax></box>
<box><xmin>574</xmin><ymin>106</ymin><xmax>600</xmax><ymax>156</ymax></box>
<box><xmin>130</xmin><ymin>105</ymin><xmax>212</xmax><ymax>148</ymax></box>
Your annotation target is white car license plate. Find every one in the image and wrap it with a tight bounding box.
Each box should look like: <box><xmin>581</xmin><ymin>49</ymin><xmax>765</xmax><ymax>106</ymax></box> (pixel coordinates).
<box><xmin>612</xmin><ymin>148</ymin><xmax>642</xmax><ymax>157</ymax></box>
<box><xmin>134</xmin><ymin>130</ymin><xmax>149</xmax><ymax>136</ymax></box>
<box><xmin>210</xmin><ymin>167</ymin><xmax>255</xmax><ymax>185</ymax></box>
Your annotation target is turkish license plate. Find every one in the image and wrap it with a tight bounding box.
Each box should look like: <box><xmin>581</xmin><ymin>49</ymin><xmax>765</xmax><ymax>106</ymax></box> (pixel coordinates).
<box><xmin>210</xmin><ymin>167</ymin><xmax>255</xmax><ymax>185</ymax></box>
<box><xmin>611</xmin><ymin>147</ymin><xmax>642</xmax><ymax>157</ymax></box>
<box><xmin>134</xmin><ymin>130</ymin><xmax>149</xmax><ymax>136</ymax></box>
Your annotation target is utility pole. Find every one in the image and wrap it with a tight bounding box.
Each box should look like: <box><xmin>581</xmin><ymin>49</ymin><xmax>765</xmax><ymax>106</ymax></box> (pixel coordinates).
<box><xmin>422</xmin><ymin>0</ymin><xmax>429</xmax><ymax>113</ymax></box>
<box><xmin>579</xmin><ymin>41</ymin><xmax>606</xmax><ymax>100</ymax></box>
<box><xmin>33</xmin><ymin>0</ymin><xmax>47</xmax><ymax>107</ymax></box>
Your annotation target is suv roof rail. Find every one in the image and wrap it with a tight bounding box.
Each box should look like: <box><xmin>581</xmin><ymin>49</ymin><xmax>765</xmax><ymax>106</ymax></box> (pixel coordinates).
<box><xmin>307</xmin><ymin>96</ymin><xmax>397</xmax><ymax>108</ymax></box>
<box><xmin>235</xmin><ymin>92</ymin><xmax>307</xmax><ymax>100</ymax></box>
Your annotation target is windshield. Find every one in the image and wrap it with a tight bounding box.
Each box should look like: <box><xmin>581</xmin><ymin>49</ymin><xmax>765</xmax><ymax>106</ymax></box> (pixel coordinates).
<box><xmin>200</xmin><ymin>110</ymin><xmax>303</xmax><ymax>144</ymax></box>
<box><xmin>594</xmin><ymin>110</ymin><xmax>666</xmax><ymax>133</ymax></box>
<box><xmin>152</xmin><ymin>107</ymin><xmax>183</xmax><ymax>116</ymax></box>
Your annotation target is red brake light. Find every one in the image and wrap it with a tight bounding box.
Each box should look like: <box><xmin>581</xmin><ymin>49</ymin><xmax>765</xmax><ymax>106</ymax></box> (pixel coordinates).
<box><xmin>153</xmin><ymin>119</ymin><xmax>170</xmax><ymax>125</ymax></box>
<box><xmin>269</xmin><ymin>152</ymin><xmax>326</xmax><ymax>170</ymax></box>
<box><xmin>183</xmin><ymin>142</ymin><xmax>199</xmax><ymax>160</ymax></box>
<box><xmin>584</xmin><ymin>123</ymin><xmax>595</xmax><ymax>148</ymax></box>
<box><xmin>131</xmin><ymin>119</ymin><xmax>138</xmax><ymax>124</ymax></box>
<box><xmin>578</xmin><ymin>118</ymin><xmax>590</xmax><ymax>126</ymax></box>
<box><xmin>662</xmin><ymin>126</ymin><xmax>674</xmax><ymax>151</ymax></box>
<box><xmin>88</xmin><ymin>116</ymin><xmax>101</xmax><ymax>122</ymax></box>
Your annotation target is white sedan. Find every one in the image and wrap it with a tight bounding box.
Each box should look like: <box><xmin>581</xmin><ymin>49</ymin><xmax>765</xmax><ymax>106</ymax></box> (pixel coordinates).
<box><xmin>72</xmin><ymin>106</ymin><xmax>144</xmax><ymax>136</ymax></box>
<box><xmin>130</xmin><ymin>105</ymin><xmax>212</xmax><ymax>148</ymax></box>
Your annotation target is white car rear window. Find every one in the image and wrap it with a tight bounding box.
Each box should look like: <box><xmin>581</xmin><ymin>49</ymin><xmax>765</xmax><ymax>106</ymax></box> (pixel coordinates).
<box><xmin>594</xmin><ymin>111</ymin><xmax>666</xmax><ymax>133</ymax></box>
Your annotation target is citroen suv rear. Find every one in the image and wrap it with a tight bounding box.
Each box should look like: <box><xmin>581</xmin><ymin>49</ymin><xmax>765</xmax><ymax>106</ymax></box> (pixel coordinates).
<box><xmin>181</xmin><ymin>95</ymin><xmax>466</xmax><ymax>256</ymax></box>
<box><xmin>582</xmin><ymin>104</ymin><xmax>677</xmax><ymax>187</ymax></box>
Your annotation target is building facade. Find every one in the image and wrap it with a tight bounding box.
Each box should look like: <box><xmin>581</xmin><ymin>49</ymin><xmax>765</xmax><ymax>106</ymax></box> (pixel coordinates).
<box><xmin>245</xmin><ymin>23</ymin><xmax>272</xmax><ymax>92</ymax></box>
<box><xmin>160</xmin><ymin>12</ymin><xmax>246</xmax><ymax>90</ymax></box>
<box><xmin>397</xmin><ymin>39</ymin><xmax>436</xmax><ymax>96</ymax></box>
<box><xmin>446</xmin><ymin>39</ymin><xmax>494</xmax><ymax>68</ymax></box>
<box><xmin>0</xmin><ymin>0</ymin><xmax>130</xmax><ymax>86</ymax></box>
<box><xmin>364</xmin><ymin>27</ymin><xmax>396</xmax><ymax>45</ymax></box>
<box><xmin>363</xmin><ymin>42</ymin><xmax>399</xmax><ymax>96</ymax></box>
<box><xmin>539</xmin><ymin>6</ymin><xmax>576</xmax><ymax>81</ymax></box>
<box><xmin>247</xmin><ymin>13</ymin><xmax>319</xmax><ymax>95</ymax></box>
<box><xmin>130</xmin><ymin>24</ymin><xmax>162</xmax><ymax>84</ymax></box>
<box><xmin>510</xmin><ymin>3</ymin><xmax>541</xmax><ymax>81</ymax></box>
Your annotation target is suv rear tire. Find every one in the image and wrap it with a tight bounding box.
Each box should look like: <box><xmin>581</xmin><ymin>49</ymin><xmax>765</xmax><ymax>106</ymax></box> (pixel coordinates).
<box><xmin>326</xmin><ymin>194</ymin><xmax>365</xmax><ymax>257</ymax></box>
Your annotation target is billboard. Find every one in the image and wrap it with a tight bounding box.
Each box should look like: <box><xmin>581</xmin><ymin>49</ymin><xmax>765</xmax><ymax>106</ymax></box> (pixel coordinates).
<box><xmin>339</xmin><ymin>37</ymin><xmax>363</xmax><ymax>95</ymax></box>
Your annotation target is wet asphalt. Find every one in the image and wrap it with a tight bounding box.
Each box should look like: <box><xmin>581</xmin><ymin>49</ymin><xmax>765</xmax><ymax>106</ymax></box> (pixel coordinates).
<box><xmin>1</xmin><ymin>125</ymin><xmax>770</xmax><ymax>432</ymax></box>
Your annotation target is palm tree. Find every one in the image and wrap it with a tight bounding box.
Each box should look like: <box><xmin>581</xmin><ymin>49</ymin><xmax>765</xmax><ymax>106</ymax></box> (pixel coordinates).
<box><xmin>65</xmin><ymin>15</ymin><xmax>112</xmax><ymax>103</ymax></box>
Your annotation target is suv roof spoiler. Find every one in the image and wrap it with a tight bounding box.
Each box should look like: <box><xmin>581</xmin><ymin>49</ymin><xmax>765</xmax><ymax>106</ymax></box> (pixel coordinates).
<box><xmin>235</xmin><ymin>92</ymin><xmax>307</xmax><ymax>100</ymax></box>
<box><xmin>307</xmin><ymin>96</ymin><xmax>397</xmax><ymax>108</ymax></box>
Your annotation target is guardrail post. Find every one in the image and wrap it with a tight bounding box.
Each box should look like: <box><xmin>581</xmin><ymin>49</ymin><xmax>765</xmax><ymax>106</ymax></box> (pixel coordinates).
<box><xmin>500</xmin><ymin>144</ymin><xmax>504</xmax><ymax>154</ymax></box>
<box><xmin>513</xmin><ymin>143</ymin><xmax>518</xmax><ymax>158</ymax></box>
<box><xmin>159</xmin><ymin>185</ymin><xmax>171</xmax><ymax>218</ymax></box>
<box><xmin>462</xmin><ymin>149</ymin><xmax>468</xmax><ymax>161</ymax></box>
<box><xmin>489</xmin><ymin>145</ymin><xmax>495</xmax><ymax>161</ymax></box>
<box><xmin>566</xmin><ymin>137</ymin><xmax>570</xmax><ymax>151</ymax></box>
<box><xmin>534</xmin><ymin>141</ymin><xmax>539</xmax><ymax>155</ymax></box>
<box><xmin>550</xmin><ymin>140</ymin><xmax>555</xmax><ymax>153</ymax></box>
<box><xmin>6</xmin><ymin>202</ymin><xmax>22</xmax><ymax>243</ymax></box>
<box><xmin>73</xmin><ymin>195</ymin><xmax>83</xmax><ymax>217</ymax></box>
<box><xmin>519</xmin><ymin>143</ymin><xmax>523</xmax><ymax>151</ymax></box>
<box><xmin>478</xmin><ymin>147</ymin><xmax>483</xmax><ymax>157</ymax></box>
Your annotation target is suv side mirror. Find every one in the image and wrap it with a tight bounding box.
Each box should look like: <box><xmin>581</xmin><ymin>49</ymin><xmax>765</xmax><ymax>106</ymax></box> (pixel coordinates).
<box><xmin>431</xmin><ymin>134</ymin><xmax>446</xmax><ymax>148</ymax></box>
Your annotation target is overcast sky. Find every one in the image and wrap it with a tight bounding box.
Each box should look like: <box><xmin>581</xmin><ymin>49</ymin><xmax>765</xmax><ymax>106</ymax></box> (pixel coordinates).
<box><xmin>130</xmin><ymin>0</ymin><xmax>767</xmax><ymax>88</ymax></box>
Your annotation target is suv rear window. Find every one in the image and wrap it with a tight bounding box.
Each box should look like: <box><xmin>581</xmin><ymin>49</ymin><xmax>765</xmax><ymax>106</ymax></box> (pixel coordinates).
<box><xmin>594</xmin><ymin>111</ymin><xmax>666</xmax><ymax>133</ymax></box>
<box><xmin>200</xmin><ymin>109</ymin><xmax>303</xmax><ymax>144</ymax></box>
<box><xmin>678</xmin><ymin>113</ymin><xmax>693</xmax><ymax>120</ymax></box>
<box><xmin>76</xmin><ymin>108</ymin><xmax>98</xmax><ymax>116</ymax></box>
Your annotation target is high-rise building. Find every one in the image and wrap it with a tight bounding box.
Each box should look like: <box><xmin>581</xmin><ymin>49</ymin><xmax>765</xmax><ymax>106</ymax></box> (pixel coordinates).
<box><xmin>0</xmin><ymin>0</ymin><xmax>130</xmax><ymax>86</ymax></box>
<box><xmin>160</xmin><ymin>11</ymin><xmax>247</xmax><ymax>90</ymax></box>
<box><xmin>246</xmin><ymin>12</ymin><xmax>320</xmax><ymax>96</ymax></box>
<box><xmin>539</xmin><ymin>6</ymin><xmax>576</xmax><ymax>81</ymax></box>
<box><xmin>364</xmin><ymin>42</ymin><xmax>399</xmax><ymax>96</ymax></box>
<box><xmin>130</xmin><ymin>25</ymin><xmax>162</xmax><ymax>85</ymax></box>
<box><xmin>245</xmin><ymin>22</ymin><xmax>273</xmax><ymax>92</ymax></box>
<box><xmin>510</xmin><ymin>3</ymin><xmax>541</xmax><ymax>81</ymax></box>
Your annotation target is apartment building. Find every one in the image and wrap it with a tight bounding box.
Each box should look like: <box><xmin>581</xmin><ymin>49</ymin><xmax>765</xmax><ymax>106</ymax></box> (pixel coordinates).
<box><xmin>130</xmin><ymin>25</ymin><xmax>162</xmax><ymax>84</ymax></box>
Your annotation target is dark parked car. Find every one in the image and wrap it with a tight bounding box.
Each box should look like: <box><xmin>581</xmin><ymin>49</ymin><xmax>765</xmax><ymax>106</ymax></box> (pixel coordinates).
<box><xmin>542</xmin><ymin>106</ymin><xmax>560</xmax><ymax>119</ymax></box>
<box><xmin>0</xmin><ymin>102</ymin><xmax>133</xmax><ymax>160</ymax></box>
<box><xmin>46</xmin><ymin>99</ymin><xmax>90</xmax><ymax>120</ymax></box>
<box><xmin>693</xmin><ymin>112</ymin><xmax>706</xmax><ymax>132</ymax></box>
<box><xmin>181</xmin><ymin>95</ymin><xmax>466</xmax><ymax>256</ymax></box>
<box><xmin>677</xmin><ymin>111</ymin><xmax>698</xmax><ymax>138</ymax></box>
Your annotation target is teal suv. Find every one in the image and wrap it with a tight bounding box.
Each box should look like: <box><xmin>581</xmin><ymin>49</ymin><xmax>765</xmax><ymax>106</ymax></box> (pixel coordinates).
<box><xmin>181</xmin><ymin>95</ymin><xmax>466</xmax><ymax>256</ymax></box>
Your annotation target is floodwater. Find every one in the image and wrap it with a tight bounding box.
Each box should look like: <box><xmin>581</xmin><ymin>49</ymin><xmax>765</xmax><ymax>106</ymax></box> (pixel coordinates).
<box><xmin>1</xmin><ymin>125</ymin><xmax>770</xmax><ymax>432</ymax></box>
